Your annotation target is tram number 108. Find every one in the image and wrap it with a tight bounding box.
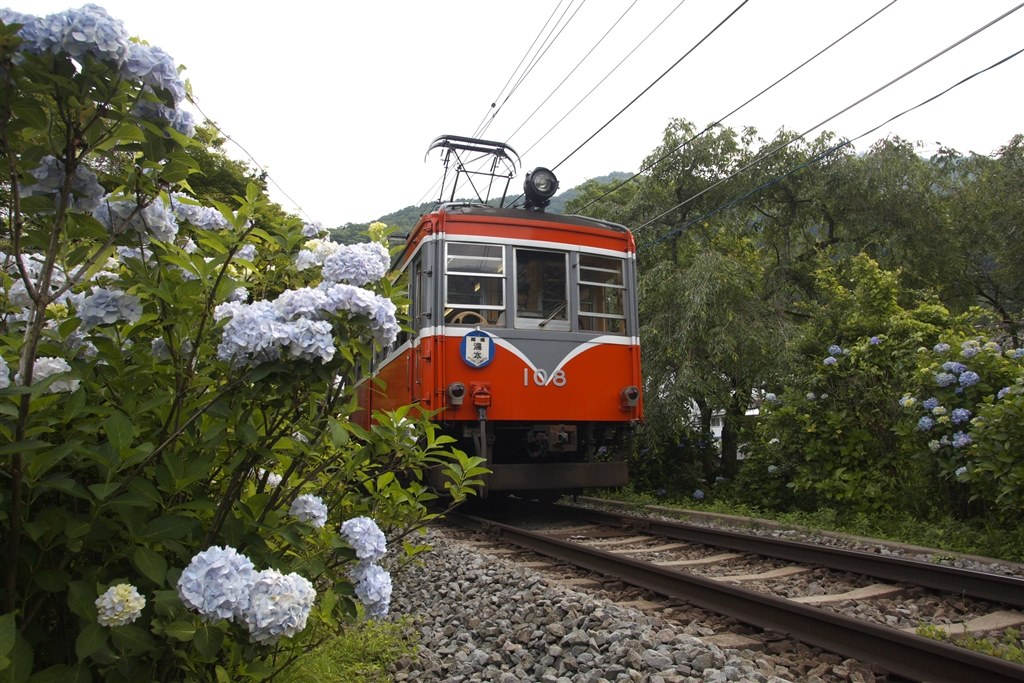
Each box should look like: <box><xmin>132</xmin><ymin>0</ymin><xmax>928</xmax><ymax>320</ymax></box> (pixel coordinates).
<box><xmin>524</xmin><ymin>368</ymin><xmax>567</xmax><ymax>387</ymax></box>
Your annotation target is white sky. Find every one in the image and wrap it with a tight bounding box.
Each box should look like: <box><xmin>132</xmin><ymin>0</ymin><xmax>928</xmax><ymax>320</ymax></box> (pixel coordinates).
<box><xmin>9</xmin><ymin>1</ymin><xmax>1024</xmax><ymax>227</ymax></box>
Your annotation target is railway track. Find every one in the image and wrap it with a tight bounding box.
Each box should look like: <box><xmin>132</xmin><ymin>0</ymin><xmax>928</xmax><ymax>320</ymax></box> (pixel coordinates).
<box><xmin>449</xmin><ymin>502</ymin><xmax>1024</xmax><ymax>683</ymax></box>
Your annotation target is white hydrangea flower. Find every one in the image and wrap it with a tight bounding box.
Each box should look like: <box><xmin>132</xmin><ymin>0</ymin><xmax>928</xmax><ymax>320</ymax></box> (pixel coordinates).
<box><xmin>340</xmin><ymin>516</ymin><xmax>387</xmax><ymax>562</ymax></box>
<box><xmin>294</xmin><ymin>238</ymin><xmax>343</xmax><ymax>271</ymax></box>
<box><xmin>177</xmin><ymin>546</ymin><xmax>256</xmax><ymax>622</ymax></box>
<box><xmin>236</xmin><ymin>244</ymin><xmax>257</xmax><ymax>262</ymax></box>
<box><xmin>350</xmin><ymin>561</ymin><xmax>392</xmax><ymax>618</ymax></box>
<box><xmin>15</xmin><ymin>356</ymin><xmax>78</xmax><ymax>393</ymax></box>
<box><xmin>256</xmin><ymin>468</ymin><xmax>283</xmax><ymax>488</ymax></box>
<box><xmin>240</xmin><ymin>569</ymin><xmax>316</xmax><ymax>644</ymax></box>
<box><xmin>95</xmin><ymin>583</ymin><xmax>146</xmax><ymax>627</ymax></box>
<box><xmin>289</xmin><ymin>494</ymin><xmax>328</xmax><ymax>528</ymax></box>
<box><xmin>283</xmin><ymin>318</ymin><xmax>335</xmax><ymax>363</ymax></box>
<box><xmin>302</xmin><ymin>221</ymin><xmax>325</xmax><ymax>237</ymax></box>
<box><xmin>170</xmin><ymin>193</ymin><xmax>230</xmax><ymax>230</ymax></box>
<box><xmin>0</xmin><ymin>355</ymin><xmax>9</xmax><ymax>389</ymax></box>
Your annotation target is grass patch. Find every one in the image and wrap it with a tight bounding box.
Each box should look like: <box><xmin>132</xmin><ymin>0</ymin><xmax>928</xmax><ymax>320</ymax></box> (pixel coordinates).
<box><xmin>279</xmin><ymin>618</ymin><xmax>415</xmax><ymax>683</ymax></box>
<box><xmin>584</xmin><ymin>487</ymin><xmax>1024</xmax><ymax>563</ymax></box>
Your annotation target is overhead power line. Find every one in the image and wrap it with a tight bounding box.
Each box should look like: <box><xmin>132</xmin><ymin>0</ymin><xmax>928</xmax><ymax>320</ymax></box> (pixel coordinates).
<box><xmin>573</xmin><ymin>0</ymin><xmax>900</xmax><ymax>215</ymax></box>
<box><xmin>551</xmin><ymin>0</ymin><xmax>752</xmax><ymax>173</ymax></box>
<box><xmin>637</xmin><ymin>44</ymin><xmax>1024</xmax><ymax>251</ymax></box>
<box><xmin>633</xmin><ymin>1</ymin><xmax>1024</xmax><ymax>234</ymax></box>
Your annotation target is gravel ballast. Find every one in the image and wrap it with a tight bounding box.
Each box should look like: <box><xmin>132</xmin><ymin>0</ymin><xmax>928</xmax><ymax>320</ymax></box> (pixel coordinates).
<box><xmin>387</xmin><ymin>527</ymin><xmax>868</xmax><ymax>683</ymax></box>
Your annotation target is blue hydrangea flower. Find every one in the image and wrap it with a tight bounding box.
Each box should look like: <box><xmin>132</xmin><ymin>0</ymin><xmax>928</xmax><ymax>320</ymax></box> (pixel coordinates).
<box><xmin>177</xmin><ymin>546</ymin><xmax>256</xmax><ymax>622</ymax></box>
<box><xmin>282</xmin><ymin>318</ymin><xmax>336</xmax><ymax>363</ymax></box>
<box><xmin>302</xmin><ymin>221</ymin><xmax>325</xmax><ymax>237</ymax></box>
<box><xmin>898</xmin><ymin>395</ymin><xmax>917</xmax><ymax>409</ymax></box>
<box><xmin>1012</xmin><ymin>348</ymin><xmax>1024</xmax><ymax>360</ymax></box>
<box><xmin>997</xmin><ymin>387</ymin><xmax>1011</xmax><ymax>400</ymax></box>
<box><xmin>93</xmin><ymin>195</ymin><xmax>179</xmax><ymax>242</ymax></box>
<box><xmin>351</xmin><ymin>561</ymin><xmax>392</xmax><ymax>618</ymax></box>
<box><xmin>827</xmin><ymin>344</ymin><xmax>843</xmax><ymax>356</ymax></box>
<box><xmin>121</xmin><ymin>42</ymin><xmax>184</xmax><ymax>104</ymax></box>
<box><xmin>916</xmin><ymin>416</ymin><xmax>935</xmax><ymax>431</ymax></box>
<box><xmin>941</xmin><ymin>361</ymin><xmax>966</xmax><ymax>375</ymax></box>
<box><xmin>95</xmin><ymin>583</ymin><xmax>146</xmax><ymax>627</ymax></box>
<box><xmin>934</xmin><ymin>372</ymin><xmax>956</xmax><ymax>387</ymax></box>
<box><xmin>289</xmin><ymin>494</ymin><xmax>328</xmax><ymax>528</ymax></box>
<box><xmin>692</xmin><ymin>489</ymin><xmax>704</xmax><ymax>500</ymax></box>
<box><xmin>922</xmin><ymin>397</ymin><xmax>940</xmax><ymax>411</ymax></box>
<box><xmin>951</xmin><ymin>408</ymin><xmax>971</xmax><ymax>425</ymax></box>
<box><xmin>240</xmin><ymin>569</ymin><xmax>316</xmax><ymax>644</ymax></box>
<box><xmin>341</xmin><ymin>517</ymin><xmax>387</xmax><ymax>561</ymax></box>
<box><xmin>763</xmin><ymin>392</ymin><xmax>778</xmax><ymax>403</ymax></box>
<box><xmin>236</xmin><ymin>244</ymin><xmax>257</xmax><ymax>262</ymax></box>
<box><xmin>952</xmin><ymin>432</ymin><xmax>972</xmax><ymax>449</ymax></box>
<box><xmin>933</xmin><ymin>343</ymin><xmax>950</xmax><ymax>353</ymax></box>
<box><xmin>958</xmin><ymin>371</ymin><xmax>980</xmax><ymax>388</ymax></box>
<box><xmin>767</xmin><ymin>465</ymin><xmax>779</xmax><ymax>474</ymax></box>
<box><xmin>78</xmin><ymin>286</ymin><xmax>143</xmax><ymax>329</ymax></box>
<box><xmin>256</xmin><ymin>468</ymin><xmax>283</xmax><ymax>488</ymax></box>
<box><xmin>22</xmin><ymin>156</ymin><xmax>104</xmax><ymax>212</ymax></box>
<box><xmin>59</xmin><ymin>4</ymin><xmax>131</xmax><ymax>65</ymax></box>
<box><xmin>961</xmin><ymin>341</ymin><xmax>980</xmax><ymax>359</ymax></box>
<box><xmin>869</xmin><ymin>336</ymin><xmax>882</xmax><ymax>345</ymax></box>
<box><xmin>823</xmin><ymin>356</ymin><xmax>837</xmax><ymax>366</ymax></box>
<box><xmin>955</xmin><ymin>466</ymin><xmax>967</xmax><ymax>477</ymax></box>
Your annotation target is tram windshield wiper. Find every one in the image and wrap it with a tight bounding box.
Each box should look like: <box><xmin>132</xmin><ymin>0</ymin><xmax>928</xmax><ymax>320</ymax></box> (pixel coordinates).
<box><xmin>538</xmin><ymin>302</ymin><xmax>566</xmax><ymax>328</ymax></box>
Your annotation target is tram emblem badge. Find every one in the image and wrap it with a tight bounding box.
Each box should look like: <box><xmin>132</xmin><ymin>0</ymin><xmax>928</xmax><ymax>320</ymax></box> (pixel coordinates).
<box><xmin>460</xmin><ymin>330</ymin><xmax>494</xmax><ymax>368</ymax></box>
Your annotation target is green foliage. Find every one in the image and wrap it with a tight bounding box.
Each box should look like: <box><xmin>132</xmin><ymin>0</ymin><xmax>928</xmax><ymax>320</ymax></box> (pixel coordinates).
<box><xmin>0</xmin><ymin>13</ymin><xmax>480</xmax><ymax>682</ymax></box>
<box><xmin>916</xmin><ymin>624</ymin><xmax>1024</xmax><ymax>665</ymax></box>
<box><xmin>276</xmin><ymin>618</ymin><xmax>414</xmax><ymax>683</ymax></box>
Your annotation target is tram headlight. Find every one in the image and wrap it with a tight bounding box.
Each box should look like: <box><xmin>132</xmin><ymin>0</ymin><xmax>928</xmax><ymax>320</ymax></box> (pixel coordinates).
<box><xmin>620</xmin><ymin>385</ymin><xmax>640</xmax><ymax>409</ymax></box>
<box><xmin>447</xmin><ymin>382</ymin><xmax>466</xmax><ymax>406</ymax></box>
<box><xmin>524</xmin><ymin>167</ymin><xmax>559</xmax><ymax>212</ymax></box>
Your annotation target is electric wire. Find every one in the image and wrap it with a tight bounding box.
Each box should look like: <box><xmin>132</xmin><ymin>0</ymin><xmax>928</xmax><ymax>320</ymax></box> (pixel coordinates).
<box><xmin>550</xmin><ymin>0</ymin><xmax>751</xmax><ymax>173</ymax></box>
<box><xmin>633</xmin><ymin>1</ymin><xmax>1024</xmax><ymax>234</ymax></box>
<box><xmin>471</xmin><ymin>1</ymin><xmax>567</xmax><ymax>139</ymax></box>
<box><xmin>478</xmin><ymin>0</ymin><xmax>587</xmax><ymax>140</ymax></box>
<box><xmin>637</xmin><ymin>45</ymin><xmax>1024</xmax><ymax>252</ymax></box>
<box><xmin>516</xmin><ymin>0</ymin><xmax>688</xmax><ymax>162</ymax></box>
<box><xmin>499</xmin><ymin>1</ymin><xmax>639</xmax><ymax>146</ymax></box>
<box><xmin>186</xmin><ymin>95</ymin><xmax>316</xmax><ymax>224</ymax></box>
<box><xmin>573</xmin><ymin>0</ymin><xmax>900</xmax><ymax>215</ymax></box>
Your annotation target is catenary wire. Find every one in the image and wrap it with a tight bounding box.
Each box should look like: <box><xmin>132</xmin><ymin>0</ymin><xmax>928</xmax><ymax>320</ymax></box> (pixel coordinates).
<box><xmin>632</xmin><ymin>1</ymin><xmax>1024</xmax><ymax>234</ymax></box>
<box><xmin>471</xmin><ymin>1</ymin><xmax>567</xmax><ymax>139</ymax></box>
<box><xmin>550</xmin><ymin>0</ymin><xmax>751</xmax><ymax>173</ymax></box>
<box><xmin>573</xmin><ymin>0</ymin><xmax>900</xmax><ymax>215</ymax></box>
<box><xmin>499</xmin><ymin>1</ymin><xmax>639</xmax><ymax>146</ymax></box>
<box><xmin>516</xmin><ymin>0</ymin><xmax>688</xmax><ymax>162</ymax></box>
<box><xmin>478</xmin><ymin>0</ymin><xmax>587</xmax><ymax>140</ymax></box>
<box><xmin>637</xmin><ymin>45</ymin><xmax>1024</xmax><ymax>251</ymax></box>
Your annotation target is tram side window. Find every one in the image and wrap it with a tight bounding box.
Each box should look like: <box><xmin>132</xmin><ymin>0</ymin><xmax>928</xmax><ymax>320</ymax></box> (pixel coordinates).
<box><xmin>444</xmin><ymin>242</ymin><xmax>505</xmax><ymax>326</ymax></box>
<box><xmin>515</xmin><ymin>249</ymin><xmax>569</xmax><ymax>331</ymax></box>
<box><xmin>578</xmin><ymin>254</ymin><xmax>626</xmax><ymax>334</ymax></box>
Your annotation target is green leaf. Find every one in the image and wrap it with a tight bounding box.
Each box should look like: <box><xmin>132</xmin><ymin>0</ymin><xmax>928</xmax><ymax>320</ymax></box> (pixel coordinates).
<box><xmin>87</xmin><ymin>482</ymin><xmax>120</xmax><ymax>501</ymax></box>
<box><xmin>103</xmin><ymin>410</ymin><xmax>135</xmax><ymax>451</ymax></box>
<box><xmin>163</xmin><ymin>620</ymin><xmax>195</xmax><ymax>642</ymax></box>
<box><xmin>193</xmin><ymin>624</ymin><xmax>223</xmax><ymax>659</ymax></box>
<box><xmin>74</xmin><ymin>623</ymin><xmax>107</xmax><ymax>661</ymax></box>
<box><xmin>66</xmin><ymin>582</ymin><xmax>97</xmax><ymax>621</ymax></box>
<box><xmin>0</xmin><ymin>613</ymin><xmax>15</xmax><ymax>662</ymax></box>
<box><xmin>33</xmin><ymin>570</ymin><xmax>70</xmax><ymax>593</ymax></box>
<box><xmin>132</xmin><ymin>547</ymin><xmax>167</xmax><ymax>586</ymax></box>
<box><xmin>140</xmin><ymin>515</ymin><xmax>198</xmax><ymax>541</ymax></box>
<box><xmin>109</xmin><ymin>624</ymin><xmax>155</xmax><ymax>654</ymax></box>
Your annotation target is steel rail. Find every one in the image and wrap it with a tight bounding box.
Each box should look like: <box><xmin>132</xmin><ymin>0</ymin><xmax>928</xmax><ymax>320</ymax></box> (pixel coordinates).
<box><xmin>549</xmin><ymin>503</ymin><xmax>1024</xmax><ymax>608</ymax></box>
<box><xmin>450</xmin><ymin>512</ymin><xmax>1024</xmax><ymax>683</ymax></box>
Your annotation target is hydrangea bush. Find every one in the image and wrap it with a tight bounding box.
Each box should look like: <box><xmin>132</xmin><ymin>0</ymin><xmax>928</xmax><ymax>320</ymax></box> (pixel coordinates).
<box><xmin>0</xmin><ymin>8</ymin><xmax>485</xmax><ymax>681</ymax></box>
<box><xmin>897</xmin><ymin>337</ymin><xmax>1024</xmax><ymax>519</ymax></box>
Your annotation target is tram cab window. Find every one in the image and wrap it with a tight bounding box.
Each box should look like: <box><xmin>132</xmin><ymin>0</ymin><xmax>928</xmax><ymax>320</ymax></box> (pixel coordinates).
<box><xmin>578</xmin><ymin>254</ymin><xmax>626</xmax><ymax>334</ymax></box>
<box><xmin>515</xmin><ymin>249</ymin><xmax>569</xmax><ymax>331</ymax></box>
<box><xmin>444</xmin><ymin>242</ymin><xmax>505</xmax><ymax>326</ymax></box>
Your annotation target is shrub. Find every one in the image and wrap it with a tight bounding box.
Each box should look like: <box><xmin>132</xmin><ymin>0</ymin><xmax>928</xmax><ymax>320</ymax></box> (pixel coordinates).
<box><xmin>0</xmin><ymin>8</ymin><xmax>482</xmax><ymax>681</ymax></box>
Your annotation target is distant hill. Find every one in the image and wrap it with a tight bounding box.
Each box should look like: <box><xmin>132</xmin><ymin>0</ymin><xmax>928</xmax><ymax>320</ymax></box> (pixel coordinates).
<box><xmin>330</xmin><ymin>171</ymin><xmax>633</xmax><ymax>242</ymax></box>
